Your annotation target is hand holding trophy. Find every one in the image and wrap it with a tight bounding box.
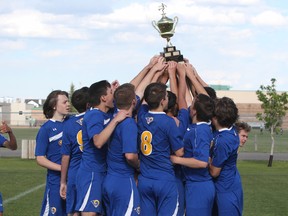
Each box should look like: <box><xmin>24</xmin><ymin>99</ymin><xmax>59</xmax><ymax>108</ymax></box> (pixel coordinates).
<box><xmin>152</xmin><ymin>3</ymin><xmax>184</xmax><ymax>62</ymax></box>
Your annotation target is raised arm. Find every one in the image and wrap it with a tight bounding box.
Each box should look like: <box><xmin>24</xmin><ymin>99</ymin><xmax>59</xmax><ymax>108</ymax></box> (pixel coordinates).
<box><xmin>194</xmin><ymin>66</ymin><xmax>209</xmax><ymax>87</ymax></box>
<box><xmin>185</xmin><ymin>63</ymin><xmax>208</xmax><ymax>96</ymax></box>
<box><xmin>167</xmin><ymin>61</ymin><xmax>178</xmax><ymax>98</ymax></box>
<box><xmin>130</xmin><ymin>55</ymin><xmax>160</xmax><ymax>88</ymax></box>
<box><xmin>135</xmin><ymin>56</ymin><xmax>167</xmax><ymax>100</ymax></box>
<box><xmin>176</xmin><ymin>63</ymin><xmax>188</xmax><ymax>110</ymax></box>
<box><xmin>0</xmin><ymin>121</ymin><xmax>17</xmax><ymax>150</ymax></box>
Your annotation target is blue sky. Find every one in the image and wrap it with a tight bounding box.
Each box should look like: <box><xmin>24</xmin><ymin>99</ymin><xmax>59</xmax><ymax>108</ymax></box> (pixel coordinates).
<box><xmin>0</xmin><ymin>0</ymin><xmax>287</xmax><ymax>100</ymax></box>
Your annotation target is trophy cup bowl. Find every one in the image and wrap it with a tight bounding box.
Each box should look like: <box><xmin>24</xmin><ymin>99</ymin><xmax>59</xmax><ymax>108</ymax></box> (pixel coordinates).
<box><xmin>152</xmin><ymin>4</ymin><xmax>183</xmax><ymax>62</ymax></box>
<box><xmin>152</xmin><ymin>16</ymin><xmax>178</xmax><ymax>45</ymax></box>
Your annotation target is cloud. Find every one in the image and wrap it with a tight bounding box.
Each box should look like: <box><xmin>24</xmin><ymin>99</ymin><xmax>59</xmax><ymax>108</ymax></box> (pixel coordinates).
<box><xmin>251</xmin><ymin>10</ymin><xmax>287</xmax><ymax>26</ymax></box>
<box><xmin>39</xmin><ymin>50</ymin><xmax>64</xmax><ymax>57</ymax></box>
<box><xmin>0</xmin><ymin>39</ymin><xmax>26</xmax><ymax>50</ymax></box>
<box><xmin>271</xmin><ymin>52</ymin><xmax>288</xmax><ymax>62</ymax></box>
<box><xmin>193</xmin><ymin>0</ymin><xmax>260</xmax><ymax>5</ymax></box>
<box><xmin>219</xmin><ymin>48</ymin><xmax>255</xmax><ymax>57</ymax></box>
<box><xmin>0</xmin><ymin>9</ymin><xmax>88</xmax><ymax>39</ymax></box>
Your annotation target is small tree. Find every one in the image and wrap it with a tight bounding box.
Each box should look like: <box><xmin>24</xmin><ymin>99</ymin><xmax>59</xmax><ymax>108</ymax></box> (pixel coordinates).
<box><xmin>69</xmin><ymin>83</ymin><xmax>77</xmax><ymax>113</ymax></box>
<box><xmin>256</xmin><ymin>78</ymin><xmax>288</xmax><ymax>167</ymax></box>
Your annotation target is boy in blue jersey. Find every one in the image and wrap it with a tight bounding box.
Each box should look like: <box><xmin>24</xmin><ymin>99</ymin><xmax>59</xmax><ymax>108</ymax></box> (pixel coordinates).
<box><xmin>60</xmin><ymin>87</ymin><xmax>89</xmax><ymax>216</ymax></box>
<box><xmin>171</xmin><ymin>93</ymin><xmax>215</xmax><ymax>216</ymax></box>
<box><xmin>75</xmin><ymin>80</ymin><xmax>129</xmax><ymax>216</ymax></box>
<box><xmin>163</xmin><ymin>61</ymin><xmax>189</xmax><ymax>216</ymax></box>
<box><xmin>209</xmin><ymin>97</ymin><xmax>243</xmax><ymax>216</ymax></box>
<box><xmin>137</xmin><ymin>82</ymin><xmax>184</xmax><ymax>215</ymax></box>
<box><xmin>102</xmin><ymin>83</ymin><xmax>140</xmax><ymax>215</ymax></box>
<box><xmin>0</xmin><ymin>121</ymin><xmax>17</xmax><ymax>216</ymax></box>
<box><xmin>35</xmin><ymin>90</ymin><xmax>70</xmax><ymax>216</ymax></box>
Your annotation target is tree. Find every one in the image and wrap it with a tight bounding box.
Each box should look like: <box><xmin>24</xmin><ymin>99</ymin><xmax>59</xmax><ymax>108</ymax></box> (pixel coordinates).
<box><xmin>69</xmin><ymin>83</ymin><xmax>77</xmax><ymax>113</ymax></box>
<box><xmin>256</xmin><ymin>78</ymin><xmax>288</xmax><ymax>167</ymax></box>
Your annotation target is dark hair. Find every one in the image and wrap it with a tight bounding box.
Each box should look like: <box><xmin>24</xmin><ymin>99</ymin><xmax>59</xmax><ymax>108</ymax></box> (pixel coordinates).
<box><xmin>89</xmin><ymin>80</ymin><xmax>111</xmax><ymax>107</ymax></box>
<box><xmin>144</xmin><ymin>82</ymin><xmax>167</xmax><ymax>110</ymax></box>
<box><xmin>167</xmin><ymin>90</ymin><xmax>178</xmax><ymax>116</ymax></box>
<box><xmin>194</xmin><ymin>94</ymin><xmax>214</xmax><ymax>122</ymax></box>
<box><xmin>204</xmin><ymin>86</ymin><xmax>217</xmax><ymax>100</ymax></box>
<box><xmin>114</xmin><ymin>83</ymin><xmax>135</xmax><ymax>109</ymax></box>
<box><xmin>235</xmin><ymin>121</ymin><xmax>251</xmax><ymax>133</ymax></box>
<box><xmin>71</xmin><ymin>87</ymin><xmax>89</xmax><ymax>113</ymax></box>
<box><xmin>214</xmin><ymin>97</ymin><xmax>239</xmax><ymax>128</ymax></box>
<box><xmin>43</xmin><ymin>90</ymin><xmax>69</xmax><ymax>119</ymax></box>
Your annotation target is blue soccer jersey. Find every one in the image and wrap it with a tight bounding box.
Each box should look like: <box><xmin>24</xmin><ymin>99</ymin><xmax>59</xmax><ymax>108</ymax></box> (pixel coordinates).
<box><xmin>35</xmin><ymin>119</ymin><xmax>67</xmax><ymax>215</ymax></box>
<box><xmin>106</xmin><ymin>117</ymin><xmax>138</xmax><ymax>176</ymax></box>
<box><xmin>0</xmin><ymin>135</ymin><xmax>7</xmax><ymax>147</ymax></box>
<box><xmin>175</xmin><ymin>108</ymin><xmax>189</xmax><ymax>216</ymax></box>
<box><xmin>79</xmin><ymin>108</ymin><xmax>112</xmax><ymax>172</ymax></box>
<box><xmin>210</xmin><ymin>126</ymin><xmax>243</xmax><ymax>216</ymax></box>
<box><xmin>61</xmin><ymin>113</ymin><xmax>85</xmax><ymax>214</ymax></box>
<box><xmin>183</xmin><ymin>122</ymin><xmax>213</xmax><ymax>182</ymax></box>
<box><xmin>35</xmin><ymin>119</ymin><xmax>65</xmax><ymax>184</ymax></box>
<box><xmin>76</xmin><ymin>108</ymin><xmax>113</xmax><ymax>213</ymax></box>
<box><xmin>182</xmin><ymin>122</ymin><xmax>215</xmax><ymax>216</ymax></box>
<box><xmin>137</xmin><ymin>105</ymin><xmax>184</xmax><ymax>181</ymax></box>
<box><xmin>103</xmin><ymin>117</ymin><xmax>140</xmax><ymax>215</ymax></box>
<box><xmin>137</xmin><ymin>104</ymin><xmax>184</xmax><ymax>215</ymax></box>
<box><xmin>61</xmin><ymin>113</ymin><xmax>84</xmax><ymax>183</ymax></box>
<box><xmin>211</xmin><ymin>126</ymin><xmax>241</xmax><ymax>192</ymax></box>
<box><xmin>177</xmin><ymin>108</ymin><xmax>189</xmax><ymax>138</ymax></box>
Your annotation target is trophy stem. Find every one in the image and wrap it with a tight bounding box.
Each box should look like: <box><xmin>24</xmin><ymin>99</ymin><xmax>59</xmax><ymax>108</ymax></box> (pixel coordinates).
<box><xmin>166</xmin><ymin>38</ymin><xmax>173</xmax><ymax>47</ymax></box>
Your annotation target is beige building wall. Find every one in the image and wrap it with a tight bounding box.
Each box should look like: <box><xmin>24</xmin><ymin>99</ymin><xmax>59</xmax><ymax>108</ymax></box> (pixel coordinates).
<box><xmin>215</xmin><ymin>90</ymin><xmax>260</xmax><ymax>104</ymax></box>
<box><xmin>10</xmin><ymin>102</ymin><xmax>34</xmax><ymax>126</ymax></box>
<box><xmin>216</xmin><ymin>90</ymin><xmax>288</xmax><ymax>129</ymax></box>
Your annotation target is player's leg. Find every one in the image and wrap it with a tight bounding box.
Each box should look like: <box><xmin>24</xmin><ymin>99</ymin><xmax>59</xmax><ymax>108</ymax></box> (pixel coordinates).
<box><xmin>75</xmin><ymin>170</ymin><xmax>105</xmax><ymax>215</ymax></box>
<box><xmin>216</xmin><ymin>187</ymin><xmax>243</xmax><ymax>216</ymax></box>
<box><xmin>138</xmin><ymin>177</ymin><xmax>157</xmax><ymax>215</ymax></box>
<box><xmin>104</xmin><ymin>175</ymin><xmax>140</xmax><ymax>215</ymax></box>
<box><xmin>157</xmin><ymin>180</ymin><xmax>179</xmax><ymax>216</ymax></box>
<box><xmin>66</xmin><ymin>182</ymin><xmax>80</xmax><ymax>216</ymax></box>
<box><xmin>175</xmin><ymin>174</ymin><xmax>185</xmax><ymax>216</ymax></box>
<box><xmin>185</xmin><ymin>181</ymin><xmax>215</xmax><ymax>216</ymax></box>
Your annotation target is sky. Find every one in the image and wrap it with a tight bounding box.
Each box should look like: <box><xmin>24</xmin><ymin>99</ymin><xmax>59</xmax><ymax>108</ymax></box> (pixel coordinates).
<box><xmin>0</xmin><ymin>0</ymin><xmax>287</xmax><ymax>100</ymax></box>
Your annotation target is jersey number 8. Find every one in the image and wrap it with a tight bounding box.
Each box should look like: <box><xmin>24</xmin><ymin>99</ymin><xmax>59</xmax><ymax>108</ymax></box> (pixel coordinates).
<box><xmin>140</xmin><ymin>131</ymin><xmax>153</xmax><ymax>156</ymax></box>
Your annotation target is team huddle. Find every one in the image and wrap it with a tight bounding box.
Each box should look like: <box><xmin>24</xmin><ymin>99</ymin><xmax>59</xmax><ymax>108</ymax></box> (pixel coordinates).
<box><xmin>34</xmin><ymin>55</ymin><xmax>246</xmax><ymax>216</ymax></box>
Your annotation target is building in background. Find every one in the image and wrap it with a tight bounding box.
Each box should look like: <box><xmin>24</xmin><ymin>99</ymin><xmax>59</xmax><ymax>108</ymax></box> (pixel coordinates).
<box><xmin>0</xmin><ymin>91</ymin><xmax>288</xmax><ymax>128</ymax></box>
<box><xmin>0</xmin><ymin>98</ymin><xmax>46</xmax><ymax>127</ymax></box>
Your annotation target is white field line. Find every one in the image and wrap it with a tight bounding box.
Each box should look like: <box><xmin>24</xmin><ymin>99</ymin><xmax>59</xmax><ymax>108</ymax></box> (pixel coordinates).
<box><xmin>3</xmin><ymin>183</ymin><xmax>45</xmax><ymax>204</ymax></box>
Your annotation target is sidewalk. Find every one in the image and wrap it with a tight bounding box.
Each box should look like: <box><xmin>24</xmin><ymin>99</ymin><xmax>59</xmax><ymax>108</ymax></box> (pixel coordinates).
<box><xmin>238</xmin><ymin>152</ymin><xmax>288</xmax><ymax>161</ymax></box>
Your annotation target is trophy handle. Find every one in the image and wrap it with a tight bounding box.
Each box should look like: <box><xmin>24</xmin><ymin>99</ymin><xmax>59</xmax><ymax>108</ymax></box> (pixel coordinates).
<box><xmin>152</xmin><ymin>20</ymin><xmax>161</xmax><ymax>34</ymax></box>
<box><xmin>172</xmin><ymin>16</ymin><xmax>178</xmax><ymax>32</ymax></box>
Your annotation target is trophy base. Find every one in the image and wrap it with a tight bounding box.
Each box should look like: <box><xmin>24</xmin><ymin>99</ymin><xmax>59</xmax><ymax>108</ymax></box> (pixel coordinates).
<box><xmin>161</xmin><ymin>46</ymin><xmax>184</xmax><ymax>62</ymax></box>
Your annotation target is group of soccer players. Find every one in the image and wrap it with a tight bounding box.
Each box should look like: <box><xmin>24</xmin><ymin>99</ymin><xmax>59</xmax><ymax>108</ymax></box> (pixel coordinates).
<box><xmin>34</xmin><ymin>55</ymin><xmax>243</xmax><ymax>216</ymax></box>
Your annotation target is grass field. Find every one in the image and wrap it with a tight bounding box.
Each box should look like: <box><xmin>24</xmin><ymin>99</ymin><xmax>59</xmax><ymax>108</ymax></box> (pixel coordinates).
<box><xmin>0</xmin><ymin>158</ymin><xmax>45</xmax><ymax>216</ymax></box>
<box><xmin>0</xmin><ymin>158</ymin><xmax>287</xmax><ymax>216</ymax></box>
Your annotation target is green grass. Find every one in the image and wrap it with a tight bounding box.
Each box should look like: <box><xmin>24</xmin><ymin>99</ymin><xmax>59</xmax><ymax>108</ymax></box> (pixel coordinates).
<box><xmin>0</xmin><ymin>158</ymin><xmax>287</xmax><ymax>216</ymax></box>
<box><xmin>0</xmin><ymin>158</ymin><xmax>45</xmax><ymax>216</ymax></box>
<box><xmin>239</xmin><ymin>161</ymin><xmax>288</xmax><ymax>216</ymax></box>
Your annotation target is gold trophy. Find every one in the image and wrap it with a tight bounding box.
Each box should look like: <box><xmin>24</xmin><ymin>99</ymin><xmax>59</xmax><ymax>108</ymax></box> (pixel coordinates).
<box><xmin>152</xmin><ymin>3</ymin><xmax>183</xmax><ymax>62</ymax></box>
